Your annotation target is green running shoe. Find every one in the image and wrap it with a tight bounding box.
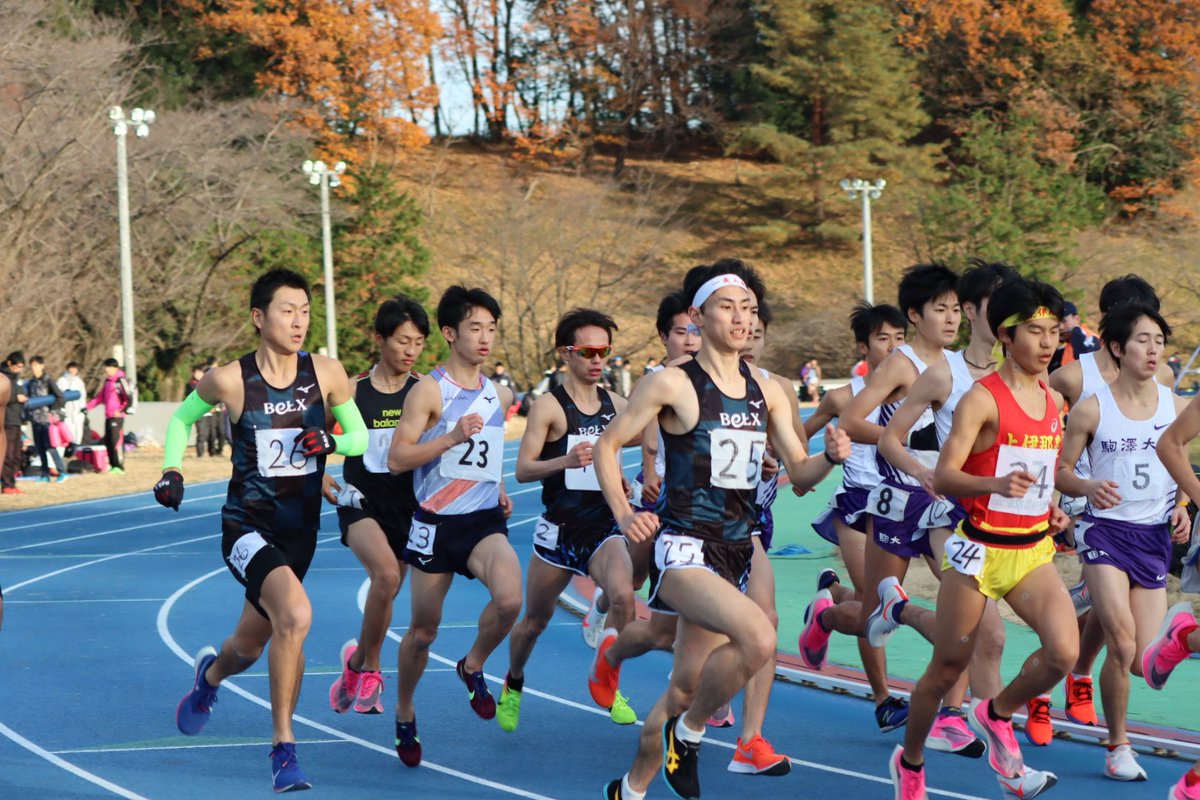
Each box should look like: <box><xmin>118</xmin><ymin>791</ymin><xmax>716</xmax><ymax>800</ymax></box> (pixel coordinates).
<box><xmin>610</xmin><ymin>690</ymin><xmax>637</xmax><ymax>725</ymax></box>
<box><xmin>497</xmin><ymin>683</ymin><xmax>522</xmax><ymax>732</ymax></box>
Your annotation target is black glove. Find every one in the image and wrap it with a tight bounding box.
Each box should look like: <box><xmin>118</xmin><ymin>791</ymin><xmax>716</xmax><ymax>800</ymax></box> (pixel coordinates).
<box><xmin>154</xmin><ymin>470</ymin><xmax>185</xmax><ymax>511</ymax></box>
<box><xmin>294</xmin><ymin>427</ymin><xmax>336</xmax><ymax>458</ymax></box>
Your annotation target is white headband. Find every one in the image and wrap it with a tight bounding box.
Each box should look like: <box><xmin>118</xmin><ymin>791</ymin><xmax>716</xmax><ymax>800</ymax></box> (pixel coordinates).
<box><xmin>691</xmin><ymin>274</ymin><xmax>749</xmax><ymax>309</ymax></box>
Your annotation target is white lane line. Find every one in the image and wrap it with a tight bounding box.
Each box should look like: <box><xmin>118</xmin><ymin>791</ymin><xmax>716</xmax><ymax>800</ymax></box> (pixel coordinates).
<box><xmin>0</xmin><ymin>721</ymin><xmax>151</xmax><ymax>800</ymax></box>
<box><xmin>0</xmin><ymin>492</ymin><xmax>229</xmax><ymax>533</ymax></box>
<box><xmin>3</xmin><ymin>598</ymin><xmax>167</xmax><ymax>605</ymax></box>
<box><xmin>54</xmin><ymin>739</ymin><xmax>346</xmax><ymax>755</ymax></box>
<box><xmin>157</xmin><ymin>569</ymin><xmax>558</xmax><ymax>800</ymax></box>
<box><xmin>0</xmin><ymin>511</ymin><xmax>222</xmax><ymax>555</ymax></box>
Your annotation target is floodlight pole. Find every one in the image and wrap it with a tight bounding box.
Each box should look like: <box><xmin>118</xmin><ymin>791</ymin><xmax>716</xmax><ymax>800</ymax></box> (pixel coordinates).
<box><xmin>302</xmin><ymin>160</ymin><xmax>346</xmax><ymax>360</ymax></box>
<box><xmin>110</xmin><ymin>106</ymin><xmax>154</xmax><ymax>395</ymax></box>
<box><xmin>840</xmin><ymin>178</ymin><xmax>886</xmax><ymax>305</ymax></box>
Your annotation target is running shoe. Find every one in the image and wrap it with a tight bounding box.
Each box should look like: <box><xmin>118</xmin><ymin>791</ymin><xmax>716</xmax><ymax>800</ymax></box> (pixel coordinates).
<box><xmin>55</xmin><ymin>473</ymin><xmax>67</xmax><ymax>483</ymax></box>
<box><xmin>109</xmin><ymin>466</ymin><xmax>124</xmax><ymax>475</ymax></box>
<box><xmin>926</xmin><ymin>707</ymin><xmax>985</xmax><ymax>758</ymax></box>
<box><xmin>1065</xmin><ymin>674</ymin><xmax>1098</xmax><ymax>725</ymax></box>
<box><xmin>707</xmin><ymin>702</ymin><xmax>734</xmax><ymax>728</ymax></box>
<box><xmin>588</xmin><ymin>628</ymin><xmax>620</xmax><ymax>709</ymax></box>
<box><xmin>817</xmin><ymin>568</ymin><xmax>841</xmax><ymax>592</ymax></box>
<box><xmin>176</xmin><ymin>646</ymin><xmax>219</xmax><ymax>735</ymax></box>
<box><xmin>998</xmin><ymin>767</ymin><xmax>1058</xmax><ymax>799</ymax></box>
<box><xmin>661</xmin><ymin>715</ymin><xmax>701</xmax><ymax>800</ymax></box>
<box><xmin>329</xmin><ymin>640</ymin><xmax>360</xmax><ymax>714</ymax></box>
<box><xmin>1069</xmin><ymin>579</ymin><xmax>1092</xmax><ymax>616</ymax></box>
<box><xmin>1105</xmin><ymin>744</ymin><xmax>1148</xmax><ymax>781</ymax></box>
<box><xmin>866</xmin><ymin>576</ymin><xmax>908</xmax><ymax>649</ymax></box>
<box><xmin>888</xmin><ymin>744</ymin><xmax>928</xmax><ymax>800</ymax></box>
<box><xmin>1143</xmin><ymin>601</ymin><xmax>1198</xmax><ymax>690</ymax></box>
<box><xmin>582</xmin><ymin>587</ymin><xmax>608</xmax><ymax>649</ymax></box>
<box><xmin>353</xmin><ymin>670</ymin><xmax>384</xmax><ymax>715</ymax></box>
<box><xmin>876</xmin><ymin>696</ymin><xmax>910</xmax><ymax>732</ymax></box>
<box><xmin>602</xmin><ymin>778</ymin><xmax>624</xmax><ymax>800</ymax></box>
<box><xmin>1169</xmin><ymin>770</ymin><xmax>1200</xmax><ymax>800</ymax></box>
<box><xmin>798</xmin><ymin>589</ymin><xmax>833</xmax><ymax>669</ymax></box>
<box><xmin>456</xmin><ymin>657</ymin><xmax>496</xmax><ymax>720</ymax></box>
<box><xmin>728</xmin><ymin>735</ymin><xmax>791</xmax><ymax>776</ymax></box>
<box><xmin>1023</xmin><ymin>695</ymin><xmax>1052</xmax><ymax>746</ymax></box>
<box><xmin>394</xmin><ymin>717</ymin><xmax>421</xmax><ymax>768</ymax></box>
<box><xmin>968</xmin><ymin>698</ymin><xmax>1023</xmax><ymax>778</ymax></box>
<box><xmin>497</xmin><ymin>681</ymin><xmax>522</xmax><ymax>732</ymax></box>
<box><xmin>610</xmin><ymin>690</ymin><xmax>637</xmax><ymax>725</ymax></box>
<box><xmin>269</xmin><ymin>742</ymin><xmax>311</xmax><ymax>793</ymax></box>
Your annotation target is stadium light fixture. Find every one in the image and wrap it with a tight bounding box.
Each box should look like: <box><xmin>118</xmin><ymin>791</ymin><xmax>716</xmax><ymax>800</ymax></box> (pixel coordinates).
<box><xmin>301</xmin><ymin>159</ymin><xmax>347</xmax><ymax>359</ymax></box>
<box><xmin>110</xmin><ymin>105</ymin><xmax>155</xmax><ymax>397</ymax></box>
<box><xmin>840</xmin><ymin>178</ymin><xmax>886</xmax><ymax>305</ymax></box>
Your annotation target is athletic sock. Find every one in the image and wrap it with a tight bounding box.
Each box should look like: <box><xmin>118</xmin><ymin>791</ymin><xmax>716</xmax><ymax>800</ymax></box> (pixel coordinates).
<box><xmin>1106</xmin><ymin>742</ymin><xmax>1129</xmax><ymax>752</ymax></box>
<box><xmin>621</xmin><ymin>774</ymin><xmax>646</xmax><ymax>800</ymax></box>
<box><xmin>676</xmin><ymin>716</ymin><xmax>705</xmax><ymax>744</ymax></box>
<box><xmin>987</xmin><ymin>700</ymin><xmax>1011</xmax><ymax>722</ymax></box>
<box><xmin>890</xmin><ymin>598</ymin><xmax>909</xmax><ymax>622</ymax></box>
<box><xmin>505</xmin><ymin>671</ymin><xmax>524</xmax><ymax>693</ymax></box>
<box><xmin>900</xmin><ymin>755</ymin><xmax>923</xmax><ymax>773</ymax></box>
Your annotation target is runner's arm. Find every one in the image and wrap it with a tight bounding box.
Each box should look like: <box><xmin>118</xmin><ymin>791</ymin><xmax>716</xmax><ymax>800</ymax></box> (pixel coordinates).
<box><xmin>878</xmin><ymin>362</ymin><xmax>949</xmax><ymax>492</ymax></box>
<box><xmin>387</xmin><ymin>377</ymin><xmax>475</xmax><ymax>474</ymax></box>
<box><xmin>840</xmin><ymin>353</ymin><xmax>913</xmax><ymax>445</ymax></box>
<box><xmin>514</xmin><ymin>394</ymin><xmax>573</xmax><ymax>482</ymax></box>
<box><xmin>161</xmin><ymin>365</ymin><xmax>233</xmax><ymax>473</ymax></box>
<box><xmin>314</xmin><ymin>355</ymin><xmax>366</xmax><ymax>456</ymax></box>
<box><xmin>933</xmin><ymin>384</ymin><xmax>1017</xmax><ymax>498</ymax></box>
<box><xmin>764</xmin><ymin>378</ymin><xmax>850</xmax><ymax>490</ymax></box>
<box><xmin>1048</xmin><ymin>361</ymin><xmax>1082</xmax><ymax>407</ymax></box>
<box><xmin>1054</xmin><ymin>396</ymin><xmax>1118</xmax><ymax>506</ymax></box>
<box><xmin>1157</xmin><ymin>394</ymin><xmax>1200</xmax><ymax>504</ymax></box>
<box><xmin>803</xmin><ymin>384</ymin><xmax>845</xmax><ymax>439</ymax></box>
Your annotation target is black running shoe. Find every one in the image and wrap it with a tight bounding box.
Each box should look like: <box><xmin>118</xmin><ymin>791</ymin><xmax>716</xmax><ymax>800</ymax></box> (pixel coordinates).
<box><xmin>817</xmin><ymin>568</ymin><xmax>841</xmax><ymax>592</ymax></box>
<box><xmin>661</xmin><ymin>715</ymin><xmax>701</xmax><ymax>800</ymax></box>
<box><xmin>602</xmin><ymin>778</ymin><xmax>623</xmax><ymax>799</ymax></box>
<box><xmin>395</xmin><ymin>717</ymin><xmax>421</xmax><ymax>768</ymax></box>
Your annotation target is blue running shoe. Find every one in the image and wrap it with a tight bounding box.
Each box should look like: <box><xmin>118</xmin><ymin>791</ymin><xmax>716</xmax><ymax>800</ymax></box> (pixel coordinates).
<box><xmin>875</xmin><ymin>695</ymin><xmax>909</xmax><ymax>732</ymax></box>
<box><xmin>270</xmin><ymin>742</ymin><xmax>311</xmax><ymax>793</ymax></box>
<box><xmin>176</xmin><ymin>646</ymin><xmax>219</xmax><ymax>735</ymax></box>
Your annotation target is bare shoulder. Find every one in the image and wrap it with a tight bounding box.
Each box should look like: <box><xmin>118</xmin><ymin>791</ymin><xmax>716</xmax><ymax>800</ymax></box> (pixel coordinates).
<box><xmin>1048</xmin><ymin>361</ymin><xmax>1080</xmax><ymax>395</ymax></box>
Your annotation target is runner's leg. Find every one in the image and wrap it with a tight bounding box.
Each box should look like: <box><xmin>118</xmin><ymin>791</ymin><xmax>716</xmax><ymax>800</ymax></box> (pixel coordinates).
<box><xmin>994</xmin><ymin>563</ymin><xmax>1080</xmax><ymax>717</ymax></box>
<box><xmin>396</xmin><ymin>569</ymin><xmax>454</xmax><ymax>721</ymax></box>
<box><xmin>256</xmin><ymin>566</ymin><xmax>313</xmax><ymax>744</ymax></box>
<box><xmin>508</xmin><ymin>556</ymin><xmax>573</xmax><ymax>681</ymax></box>
<box><xmin>739</xmin><ymin>537</ymin><xmax>778</xmax><ymax>742</ymax></box>
<box><xmin>463</xmin><ymin>533</ymin><xmax>524</xmax><ymax>672</ymax></box>
<box><xmin>345</xmin><ymin>518</ymin><xmax>405</xmax><ymax>672</ymax></box>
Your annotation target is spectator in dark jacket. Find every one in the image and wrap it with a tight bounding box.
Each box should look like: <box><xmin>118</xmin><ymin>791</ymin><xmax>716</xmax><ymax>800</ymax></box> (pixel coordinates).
<box><xmin>24</xmin><ymin>356</ymin><xmax>67</xmax><ymax>481</ymax></box>
<box><xmin>1</xmin><ymin>351</ymin><xmax>27</xmax><ymax>493</ymax></box>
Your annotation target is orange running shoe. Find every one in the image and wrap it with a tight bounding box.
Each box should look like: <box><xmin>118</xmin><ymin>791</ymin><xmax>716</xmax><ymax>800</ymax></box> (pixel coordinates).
<box><xmin>1024</xmin><ymin>695</ymin><xmax>1052</xmax><ymax>746</ymax></box>
<box><xmin>1065</xmin><ymin>674</ymin><xmax>1098</xmax><ymax>725</ymax></box>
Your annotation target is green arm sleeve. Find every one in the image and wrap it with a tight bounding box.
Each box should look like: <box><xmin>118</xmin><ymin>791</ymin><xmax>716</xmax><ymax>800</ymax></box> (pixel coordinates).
<box><xmin>332</xmin><ymin>398</ymin><xmax>368</xmax><ymax>457</ymax></box>
<box><xmin>163</xmin><ymin>391</ymin><xmax>215</xmax><ymax>470</ymax></box>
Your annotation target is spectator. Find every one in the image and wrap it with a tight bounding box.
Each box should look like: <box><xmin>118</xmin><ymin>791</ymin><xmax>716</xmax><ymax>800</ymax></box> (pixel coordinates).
<box><xmin>549</xmin><ymin>360</ymin><xmax>568</xmax><ymax>390</ymax></box>
<box><xmin>807</xmin><ymin>358</ymin><xmax>823</xmax><ymax>399</ymax></box>
<box><xmin>798</xmin><ymin>359</ymin><xmax>814</xmax><ymax>401</ymax></box>
<box><xmin>1049</xmin><ymin>301</ymin><xmax>1100</xmax><ymax>373</ymax></box>
<box><xmin>491</xmin><ymin>362</ymin><xmax>516</xmax><ymax>392</ymax></box>
<box><xmin>643</xmin><ymin>357</ymin><xmax>660</xmax><ymax>375</ymax></box>
<box><xmin>616</xmin><ymin>356</ymin><xmax>632</xmax><ymax>397</ymax></box>
<box><xmin>24</xmin><ymin>356</ymin><xmax>67</xmax><ymax>482</ymax></box>
<box><xmin>56</xmin><ymin>361</ymin><xmax>88</xmax><ymax>448</ymax></box>
<box><xmin>185</xmin><ymin>365</ymin><xmax>216</xmax><ymax>458</ymax></box>
<box><xmin>1168</xmin><ymin>353</ymin><xmax>1183</xmax><ymax>381</ymax></box>
<box><xmin>86</xmin><ymin>358</ymin><xmax>132</xmax><ymax>474</ymax></box>
<box><xmin>1</xmin><ymin>351</ymin><xmax>27</xmax><ymax>494</ymax></box>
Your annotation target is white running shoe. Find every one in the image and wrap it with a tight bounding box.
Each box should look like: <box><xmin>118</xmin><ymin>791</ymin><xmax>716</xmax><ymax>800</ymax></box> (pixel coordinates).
<box><xmin>1105</xmin><ymin>744</ymin><xmax>1148</xmax><ymax>781</ymax></box>
<box><xmin>998</xmin><ymin>767</ymin><xmax>1058</xmax><ymax>799</ymax></box>
<box><xmin>582</xmin><ymin>587</ymin><xmax>607</xmax><ymax>649</ymax></box>
<box><xmin>866</xmin><ymin>576</ymin><xmax>908</xmax><ymax>648</ymax></box>
<box><xmin>1069</xmin><ymin>579</ymin><xmax>1092</xmax><ymax>617</ymax></box>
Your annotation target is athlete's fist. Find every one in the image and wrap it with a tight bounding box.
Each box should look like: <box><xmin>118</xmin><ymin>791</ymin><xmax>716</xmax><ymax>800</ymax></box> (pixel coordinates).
<box><xmin>1085</xmin><ymin>479</ymin><xmax>1122</xmax><ymax>510</ymax></box>
<box><xmin>1047</xmin><ymin>502</ymin><xmax>1070</xmax><ymax>535</ymax></box>
<box><xmin>452</xmin><ymin>413</ymin><xmax>485</xmax><ymax>445</ymax></box>
<box><xmin>295</xmin><ymin>427</ymin><xmax>336</xmax><ymax>457</ymax></box>
<box><xmin>619</xmin><ymin>509</ymin><xmax>659</xmax><ymax>543</ymax></box>
<box><xmin>1170</xmin><ymin>505</ymin><xmax>1190</xmax><ymax>543</ymax></box>
<box><xmin>564</xmin><ymin>440</ymin><xmax>594</xmax><ymax>469</ymax></box>
<box><xmin>641</xmin><ymin>474</ymin><xmax>662</xmax><ymax>505</ymax></box>
<box><xmin>823</xmin><ymin>424</ymin><xmax>851</xmax><ymax>465</ymax></box>
<box><xmin>995</xmin><ymin>469</ymin><xmax>1035</xmax><ymax>498</ymax></box>
<box><xmin>153</xmin><ymin>470</ymin><xmax>184</xmax><ymax>511</ymax></box>
<box><xmin>761</xmin><ymin>452</ymin><xmax>780</xmax><ymax>480</ymax></box>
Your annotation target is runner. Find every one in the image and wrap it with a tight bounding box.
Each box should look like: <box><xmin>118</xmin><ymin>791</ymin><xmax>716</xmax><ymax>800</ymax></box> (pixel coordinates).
<box><xmin>891</xmin><ymin>276</ymin><xmax>1075</xmax><ymax>800</ymax></box>
<box><xmin>593</xmin><ymin>263</ymin><xmax>851</xmax><ymax>800</ymax></box>
<box><xmin>499</xmin><ymin>307</ymin><xmax>638</xmax><ymax>732</ymax></box>
<box><xmin>385</xmin><ymin>285</ymin><xmax>519</xmax><ymax>767</ymax></box>
<box><xmin>806</xmin><ymin>301</ymin><xmax>910</xmax><ymax>731</ymax></box>
<box><xmin>321</xmin><ymin>296</ymin><xmax>428</xmax><ymax>716</ymax></box>
<box><xmin>158</xmin><ymin>269</ymin><xmax>367</xmax><ymax>792</ymax></box>
<box><xmin>1054</xmin><ymin>302</ymin><xmax>1190</xmax><ymax>781</ymax></box>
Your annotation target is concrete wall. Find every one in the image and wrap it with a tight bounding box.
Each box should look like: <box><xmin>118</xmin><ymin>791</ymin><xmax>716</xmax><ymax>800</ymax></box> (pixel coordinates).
<box><xmin>85</xmin><ymin>402</ymin><xmax>180</xmax><ymax>446</ymax></box>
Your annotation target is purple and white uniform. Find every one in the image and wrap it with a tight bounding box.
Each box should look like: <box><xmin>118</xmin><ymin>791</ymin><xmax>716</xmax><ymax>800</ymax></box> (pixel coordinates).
<box><xmin>1075</xmin><ymin>382</ymin><xmax>1177</xmax><ymax>589</ymax></box>
<box><xmin>1060</xmin><ymin>351</ymin><xmax>1108</xmax><ymax>517</ymax></box>
<box><xmin>812</xmin><ymin>376</ymin><xmax>880</xmax><ymax>545</ymax></box>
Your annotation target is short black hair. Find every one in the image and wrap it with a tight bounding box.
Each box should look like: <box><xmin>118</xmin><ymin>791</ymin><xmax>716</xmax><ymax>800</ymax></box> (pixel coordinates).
<box><xmin>655</xmin><ymin>290</ymin><xmax>689</xmax><ymax>336</ymax></box>
<box><xmin>897</xmin><ymin>263</ymin><xmax>959</xmax><ymax>318</ymax></box>
<box><xmin>375</xmin><ymin>294</ymin><xmax>431</xmax><ymax>339</ymax></box>
<box><xmin>849</xmin><ymin>302</ymin><xmax>908</xmax><ymax>344</ymax></box>
<box><xmin>102</xmin><ymin>357</ymin><xmax>120</xmax><ymax>369</ymax></box>
<box><xmin>250</xmin><ymin>269</ymin><xmax>311</xmax><ymax>312</ymax></box>
<box><xmin>66</xmin><ymin>361</ymin><xmax>79</xmax><ymax>370</ymax></box>
<box><xmin>987</xmin><ymin>277</ymin><xmax>1065</xmax><ymax>340</ymax></box>
<box><xmin>682</xmin><ymin>261</ymin><xmax>757</xmax><ymax>311</ymax></box>
<box><xmin>5</xmin><ymin>351</ymin><xmax>24</xmax><ymax>366</ymax></box>
<box><xmin>1098</xmin><ymin>274</ymin><xmax>1159</xmax><ymax>315</ymax></box>
<box><xmin>958</xmin><ymin>259</ymin><xmax>1020</xmax><ymax>309</ymax></box>
<box><xmin>192</xmin><ymin>364</ymin><xmax>207</xmax><ymax>373</ymax></box>
<box><xmin>436</xmin><ymin>285</ymin><xmax>501</xmax><ymax>332</ymax></box>
<box><xmin>1100</xmin><ymin>303</ymin><xmax>1171</xmax><ymax>366</ymax></box>
<box><xmin>554</xmin><ymin>307</ymin><xmax>619</xmax><ymax>348</ymax></box>
<box><xmin>29</xmin><ymin>355</ymin><xmax>44</xmax><ymax>366</ymax></box>
<box><xmin>757</xmin><ymin>299</ymin><xmax>773</xmax><ymax>331</ymax></box>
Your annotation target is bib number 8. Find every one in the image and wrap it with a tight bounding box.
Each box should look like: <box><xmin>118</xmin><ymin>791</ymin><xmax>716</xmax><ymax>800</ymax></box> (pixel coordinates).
<box><xmin>869</xmin><ymin>484</ymin><xmax>910</xmax><ymax>522</ymax></box>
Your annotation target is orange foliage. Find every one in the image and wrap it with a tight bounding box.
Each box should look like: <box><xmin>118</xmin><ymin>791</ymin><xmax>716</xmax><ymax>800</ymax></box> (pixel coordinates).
<box><xmin>1088</xmin><ymin>0</ymin><xmax>1200</xmax><ymax>89</ymax></box>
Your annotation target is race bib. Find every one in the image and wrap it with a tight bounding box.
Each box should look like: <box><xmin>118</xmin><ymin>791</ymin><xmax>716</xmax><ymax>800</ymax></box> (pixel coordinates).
<box><xmin>254</xmin><ymin>427</ymin><xmax>315</xmax><ymax>478</ymax></box>
<box><xmin>407</xmin><ymin>519</ymin><xmax>438</xmax><ymax>556</ymax></box>
<box><xmin>655</xmin><ymin>532</ymin><xmax>706</xmax><ymax>570</ymax></box>
<box><xmin>441</xmin><ymin>426</ymin><xmax>504</xmax><ymax>482</ymax></box>
<box><xmin>918</xmin><ymin>497</ymin><xmax>956</xmax><ymax>531</ymax></box>
<box><xmin>533</xmin><ymin>516</ymin><xmax>560</xmax><ymax>550</ymax></box>
<box><xmin>709</xmin><ymin>428</ymin><xmax>767</xmax><ymax>490</ymax></box>
<box><xmin>944</xmin><ymin>532</ymin><xmax>986</xmax><ymax>577</ymax></box>
<box><xmin>565</xmin><ymin>434</ymin><xmax>601</xmax><ymax>491</ymax></box>
<box><xmin>1113</xmin><ymin>457</ymin><xmax>1166</xmax><ymax>503</ymax></box>
<box><xmin>988</xmin><ymin>445</ymin><xmax>1057</xmax><ymax>516</ymax></box>
<box><xmin>228</xmin><ymin>531</ymin><xmax>269</xmax><ymax>578</ymax></box>
<box><xmin>362</xmin><ymin>426</ymin><xmax>396</xmax><ymax>474</ymax></box>
<box><xmin>868</xmin><ymin>483</ymin><xmax>911</xmax><ymax>522</ymax></box>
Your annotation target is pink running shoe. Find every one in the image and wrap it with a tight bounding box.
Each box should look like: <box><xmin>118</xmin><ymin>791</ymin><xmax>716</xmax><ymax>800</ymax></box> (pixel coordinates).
<box><xmin>888</xmin><ymin>745</ymin><xmax>928</xmax><ymax>800</ymax></box>
<box><xmin>329</xmin><ymin>640</ymin><xmax>360</xmax><ymax>713</ymax></box>
<box><xmin>798</xmin><ymin>589</ymin><xmax>833</xmax><ymax>670</ymax></box>
<box><xmin>707</xmin><ymin>702</ymin><xmax>735</xmax><ymax>728</ymax></box>
<box><xmin>353</xmin><ymin>670</ymin><xmax>385</xmax><ymax>714</ymax></box>
<box><xmin>1143</xmin><ymin>601</ymin><xmax>1198</xmax><ymax>690</ymax></box>
<box><xmin>968</xmin><ymin>699</ymin><xmax>1024</xmax><ymax>779</ymax></box>
<box><xmin>1170</xmin><ymin>771</ymin><xmax>1200</xmax><ymax>800</ymax></box>
<box><xmin>926</xmin><ymin>707</ymin><xmax>985</xmax><ymax>758</ymax></box>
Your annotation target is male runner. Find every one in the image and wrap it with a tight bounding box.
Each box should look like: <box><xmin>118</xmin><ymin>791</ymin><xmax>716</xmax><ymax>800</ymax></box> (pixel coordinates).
<box><xmin>891</xmin><ymin>276</ymin><xmax>1076</xmax><ymax>800</ymax></box>
<box><xmin>160</xmin><ymin>269</ymin><xmax>367</xmax><ymax>792</ymax></box>
<box><xmin>499</xmin><ymin>308</ymin><xmax>638</xmax><ymax>731</ymax></box>
<box><xmin>322</xmin><ymin>296</ymin><xmax>428</xmax><ymax>716</ymax></box>
<box><xmin>386</xmin><ymin>285</ymin><xmax>518</xmax><ymax>767</ymax></box>
<box><xmin>1055</xmin><ymin>303</ymin><xmax>1190</xmax><ymax>780</ymax></box>
<box><xmin>593</xmin><ymin>263</ymin><xmax>851</xmax><ymax>800</ymax></box>
<box><xmin>807</xmin><ymin>301</ymin><xmax>910</xmax><ymax>731</ymax></box>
